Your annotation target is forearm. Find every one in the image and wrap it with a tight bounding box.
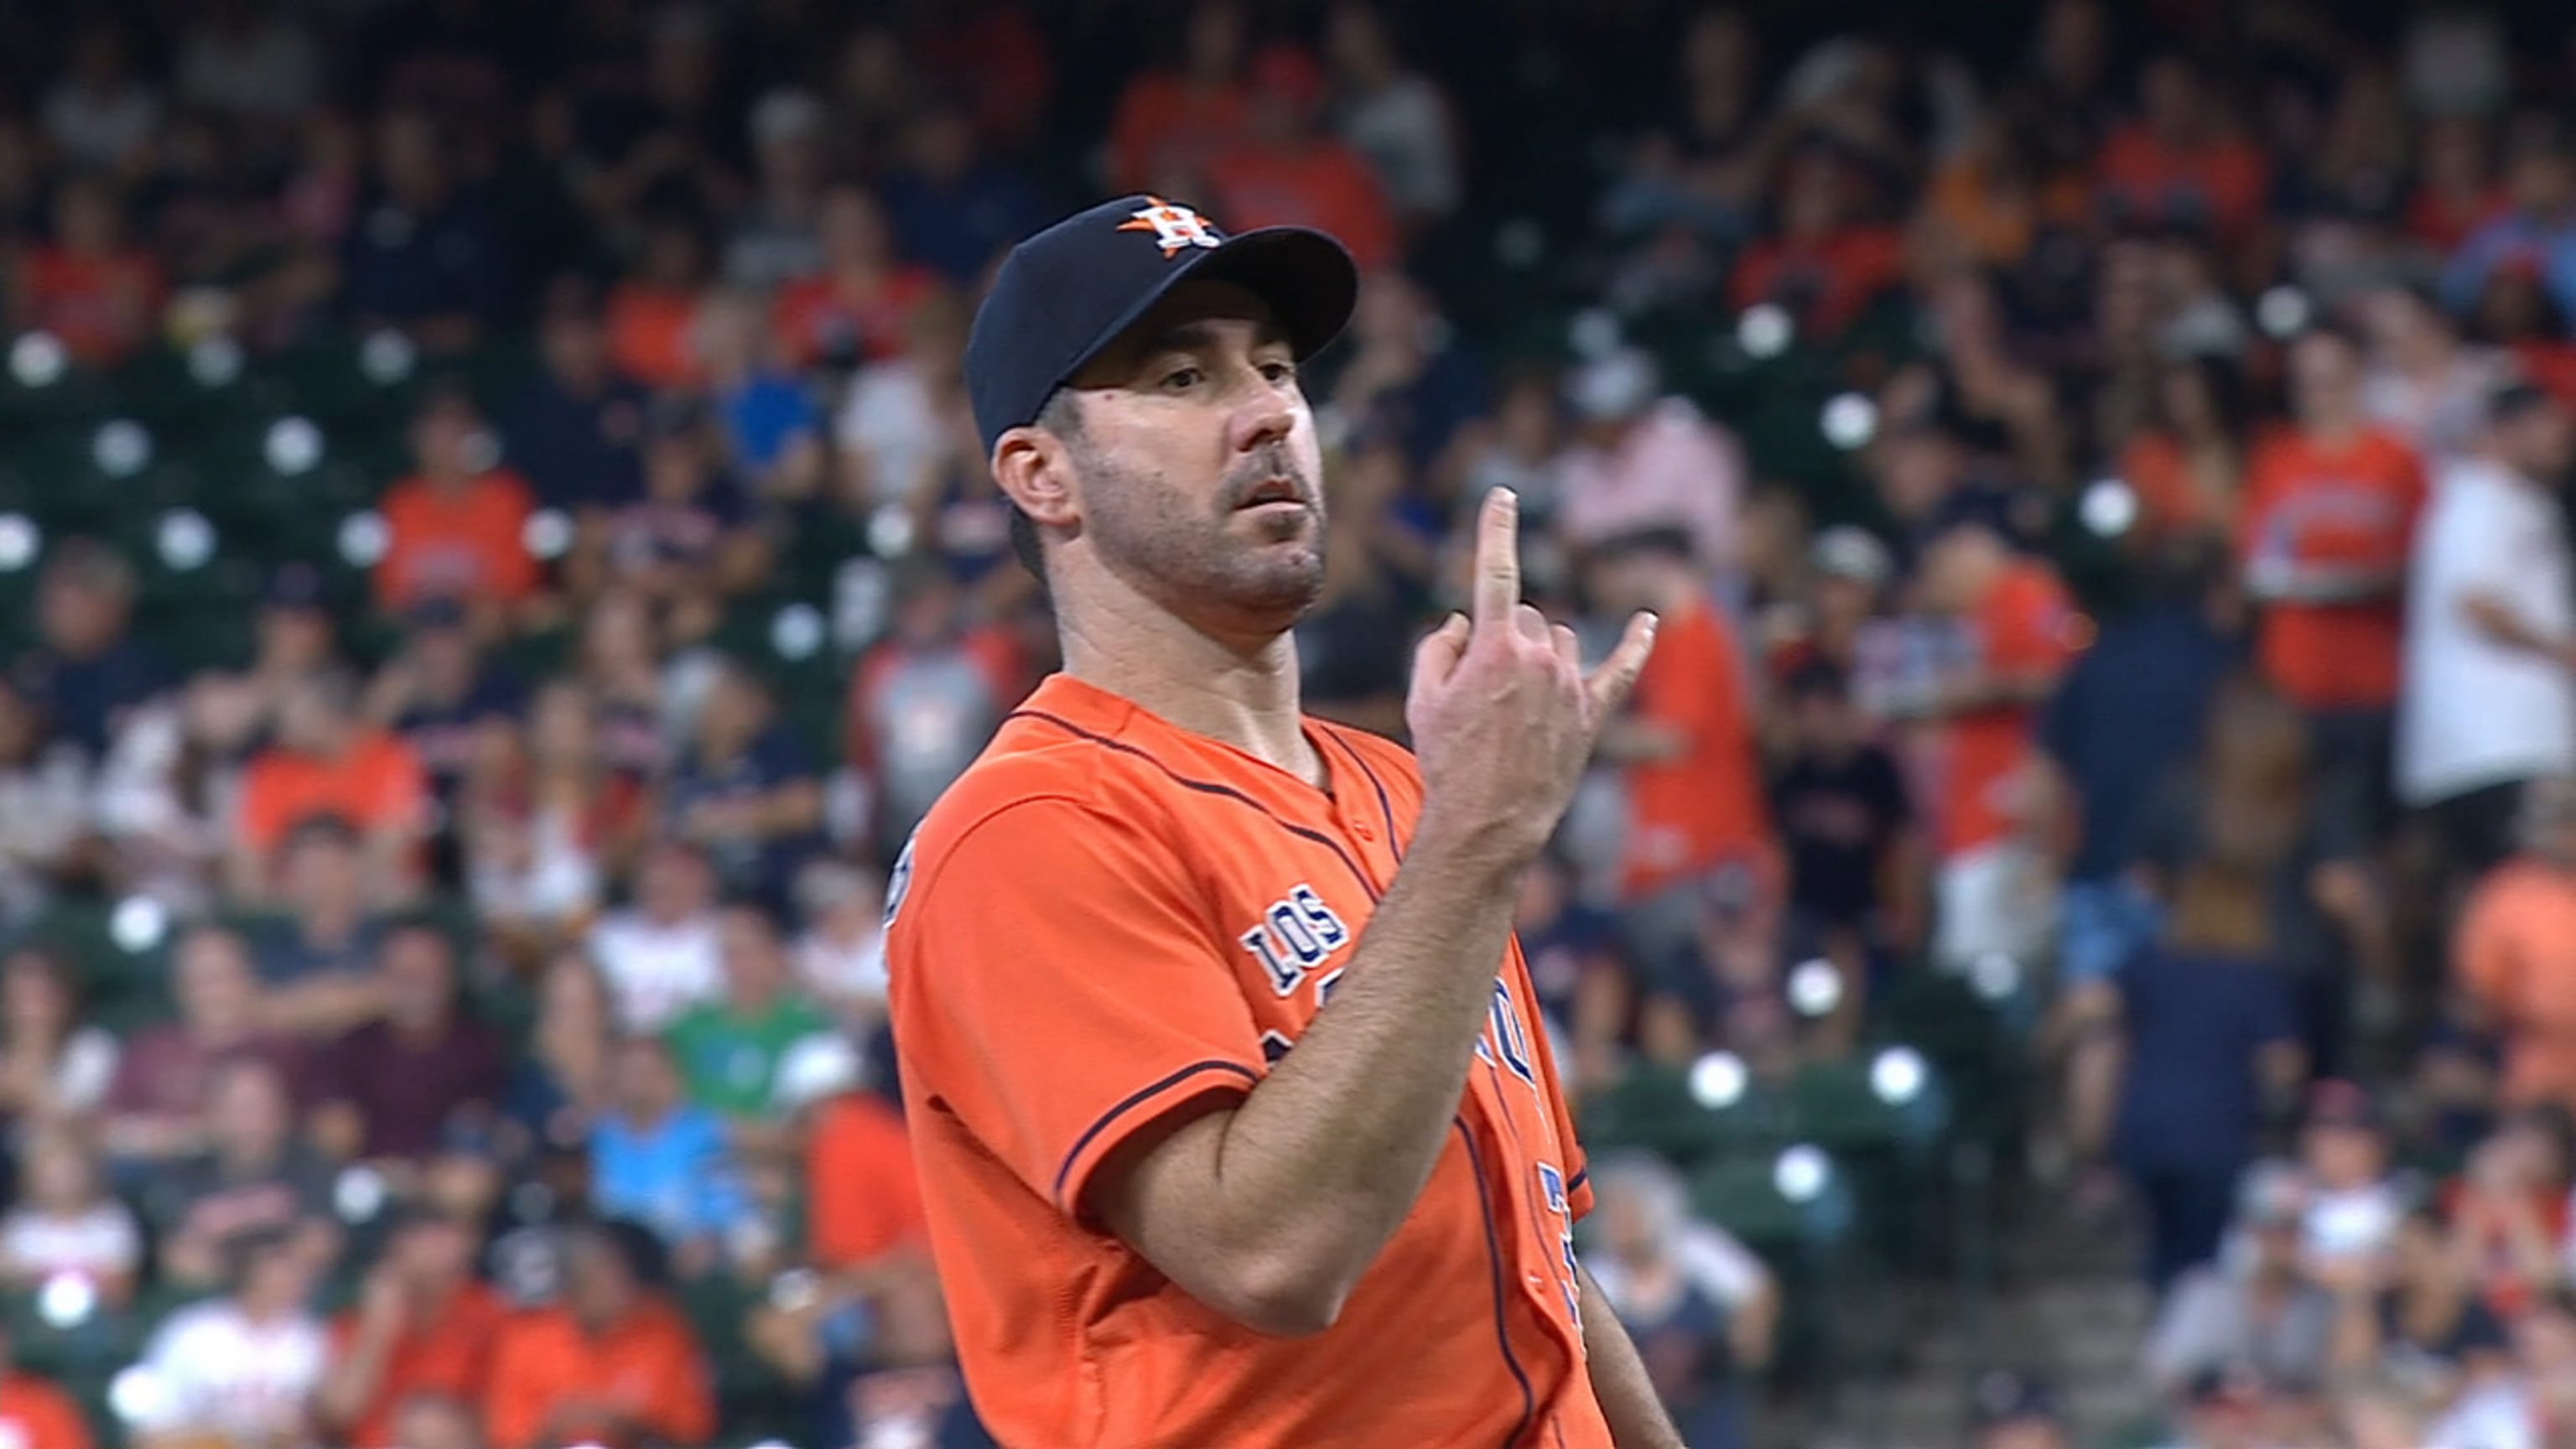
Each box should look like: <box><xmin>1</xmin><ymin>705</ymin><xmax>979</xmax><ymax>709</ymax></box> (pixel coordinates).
<box><xmin>1579</xmin><ymin>1265</ymin><xmax>1687</xmax><ymax>1449</ymax></box>
<box><xmin>313</xmin><ymin>1325</ymin><xmax>398</xmax><ymax>1427</ymax></box>
<box><xmin>1106</xmin><ymin>824</ymin><xmax>1523</xmax><ymax>1332</ymax></box>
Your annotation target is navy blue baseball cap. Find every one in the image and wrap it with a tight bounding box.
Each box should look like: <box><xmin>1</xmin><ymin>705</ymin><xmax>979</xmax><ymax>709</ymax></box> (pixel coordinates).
<box><xmin>964</xmin><ymin>195</ymin><xmax>1359</xmax><ymax>456</ymax></box>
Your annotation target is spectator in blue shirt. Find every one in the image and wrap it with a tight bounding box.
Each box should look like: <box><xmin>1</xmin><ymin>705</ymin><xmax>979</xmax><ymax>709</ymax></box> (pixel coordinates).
<box><xmin>589</xmin><ymin>1033</ymin><xmax>746</xmax><ymax>1274</ymax></box>
<box><xmin>878</xmin><ymin>103</ymin><xmax>1044</xmax><ymax>287</ymax></box>
<box><xmin>697</xmin><ymin>288</ymin><xmax>825</xmax><ymax>501</ymax></box>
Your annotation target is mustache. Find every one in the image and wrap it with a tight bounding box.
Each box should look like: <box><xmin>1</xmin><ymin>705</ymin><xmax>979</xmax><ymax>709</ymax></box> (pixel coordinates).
<box><xmin>1219</xmin><ymin>447</ymin><xmax>1315</xmax><ymax>509</ymax></box>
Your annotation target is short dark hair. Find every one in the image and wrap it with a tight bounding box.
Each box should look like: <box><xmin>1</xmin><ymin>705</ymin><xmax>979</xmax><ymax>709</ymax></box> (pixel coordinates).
<box><xmin>1008</xmin><ymin>389</ymin><xmax>1085</xmax><ymax>581</ymax></box>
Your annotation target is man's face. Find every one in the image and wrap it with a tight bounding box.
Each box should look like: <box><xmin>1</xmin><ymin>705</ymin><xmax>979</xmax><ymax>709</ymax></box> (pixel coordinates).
<box><xmin>1046</xmin><ymin>281</ymin><xmax>1329</xmax><ymax>632</ymax></box>
<box><xmin>2289</xmin><ymin>335</ymin><xmax>2359</xmax><ymax>426</ymax></box>
<box><xmin>719</xmin><ymin>910</ymin><xmax>786</xmax><ymax>1005</ymax></box>
<box><xmin>177</xmin><ymin>932</ymin><xmax>255</xmax><ymax>1035</ymax></box>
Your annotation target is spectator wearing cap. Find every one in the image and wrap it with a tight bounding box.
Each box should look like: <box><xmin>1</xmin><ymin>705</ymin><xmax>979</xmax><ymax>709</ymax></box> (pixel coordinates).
<box><xmin>308</xmin><ymin>922</ymin><xmax>507</xmax><ymax>1168</ymax></box>
<box><xmin>1203</xmin><ymin>44</ymin><xmax>1400</xmax><ymax>273</ymax></box>
<box><xmin>584</xmin><ymin>839</ymin><xmax>722</xmax><ymax>1035</ymax></box>
<box><xmin>343</xmin><ymin>109</ymin><xmax>509</xmax><ymax>353</ymax></box>
<box><xmin>2399</xmin><ymin>383</ymin><xmax>2576</xmax><ymax>880</ymax></box>
<box><xmin>314</xmin><ymin>1209</ymin><xmax>507</xmax><ymax>1449</ymax></box>
<box><xmin>2241</xmin><ymin>325</ymin><xmax>2428</xmax><ymax>836</ymax></box>
<box><xmin>13</xmin><ymin>538</ymin><xmax>163</xmax><ymax>771</ymax></box>
<box><xmin>228</xmin><ymin>672</ymin><xmax>432</xmax><ymax>910</ymax></box>
<box><xmin>1107</xmin><ymin>0</ymin><xmax>1251</xmax><ymax>195</ymax></box>
<box><xmin>664</xmin><ymin>660</ymin><xmax>824</xmax><ymax>913</ymax></box>
<box><xmin>476</xmin><ymin>1217</ymin><xmax>710</xmax><ymax>1443</ymax></box>
<box><xmin>1970</xmin><ymin>1370</ymin><xmax>2070</xmax><ymax>1449</ymax></box>
<box><xmin>1908</xmin><ymin>505</ymin><xmax>2081</xmax><ymax>974</ymax></box>
<box><xmin>1769</xmin><ymin>525</ymin><xmax>1890</xmax><ymax>687</ymax></box>
<box><xmin>695</xmin><ymin>285</ymin><xmax>826</xmax><ymax>501</ymax></box>
<box><xmin>368</xmin><ymin>598</ymin><xmax>528</xmax><ymax>817</ymax></box>
<box><xmin>2288</xmin><ymin>1080</ymin><xmax>2407</xmax><ymax>1278</ymax></box>
<box><xmin>1768</xmin><ymin>659</ymin><xmax>1924</xmax><ymax>971</ymax></box>
<box><xmin>0</xmin><ymin>1320</ymin><xmax>91</xmax><ymax>1449</ymax></box>
<box><xmin>8</xmin><ymin>176</ymin><xmax>164</xmax><ymax>369</ymax></box>
<box><xmin>1554</xmin><ymin>348</ymin><xmax>1748</xmax><ymax>587</ymax></box>
<box><xmin>504</xmin><ymin>282</ymin><xmax>649</xmax><ymax>514</ymax></box>
<box><xmin>771</xmin><ymin>185</ymin><xmax>941</xmax><ymax>371</ymax></box>
<box><xmin>127</xmin><ymin>1227</ymin><xmax>326</xmax><ymax>1449</ymax></box>
<box><xmin>2144</xmin><ymin>1163</ymin><xmax>2335</xmax><ymax>1400</ymax></box>
<box><xmin>238</xmin><ymin>564</ymin><xmax>345</xmax><ymax>737</ymax></box>
<box><xmin>377</xmin><ymin>387</ymin><xmax>544</xmax><ymax>624</ymax></box>
<box><xmin>100</xmin><ymin>926</ymin><xmax>301</xmax><ymax>1166</ymax></box>
<box><xmin>569</xmin><ymin>399</ymin><xmax>766</xmax><ymax>645</ymax></box>
<box><xmin>1582</xmin><ymin>527</ymin><xmax>1774</xmax><ymax>966</ymax></box>
<box><xmin>724</xmin><ymin>88</ymin><xmax>830</xmax><ymax>291</ymax></box>
<box><xmin>2454</xmin><ymin>779</ymin><xmax>2576</xmax><ymax>1116</ymax></box>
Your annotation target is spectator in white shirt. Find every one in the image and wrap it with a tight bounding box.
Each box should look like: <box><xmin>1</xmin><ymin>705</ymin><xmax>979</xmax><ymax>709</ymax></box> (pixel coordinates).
<box><xmin>128</xmin><ymin>1227</ymin><xmax>326</xmax><ymax>1449</ymax></box>
<box><xmin>792</xmin><ymin>859</ymin><xmax>888</xmax><ymax>1033</ymax></box>
<box><xmin>2398</xmin><ymin>382</ymin><xmax>2576</xmax><ymax>877</ymax></box>
<box><xmin>0</xmin><ymin>1124</ymin><xmax>140</xmax><ymax>1306</ymax></box>
<box><xmin>1324</xmin><ymin>3</ymin><xmax>1459</xmax><ymax>226</ymax></box>
<box><xmin>584</xmin><ymin>839</ymin><xmax>724</xmax><ymax>1033</ymax></box>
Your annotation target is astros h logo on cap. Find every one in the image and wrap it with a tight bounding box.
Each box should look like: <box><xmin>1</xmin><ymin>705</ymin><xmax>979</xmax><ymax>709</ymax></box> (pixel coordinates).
<box><xmin>1116</xmin><ymin>196</ymin><xmax>1225</xmax><ymax>257</ymax></box>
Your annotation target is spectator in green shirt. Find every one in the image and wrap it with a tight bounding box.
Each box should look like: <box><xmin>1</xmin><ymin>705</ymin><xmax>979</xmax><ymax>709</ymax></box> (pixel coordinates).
<box><xmin>665</xmin><ymin>903</ymin><xmax>835</xmax><ymax>1151</ymax></box>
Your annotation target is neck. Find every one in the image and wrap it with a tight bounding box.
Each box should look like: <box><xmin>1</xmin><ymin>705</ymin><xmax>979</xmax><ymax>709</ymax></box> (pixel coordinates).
<box><xmin>1057</xmin><ymin>587</ymin><xmax>1315</xmax><ymax>780</ymax></box>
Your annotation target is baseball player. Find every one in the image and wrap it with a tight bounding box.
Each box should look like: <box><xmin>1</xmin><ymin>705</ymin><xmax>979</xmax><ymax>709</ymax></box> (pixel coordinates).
<box><xmin>884</xmin><ymin>194</ymin><xmax>1678</xmax><ymax>1448</ymax></box>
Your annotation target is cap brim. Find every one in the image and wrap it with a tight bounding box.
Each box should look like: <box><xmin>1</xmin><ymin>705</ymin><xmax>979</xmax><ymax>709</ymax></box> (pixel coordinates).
<box><xmin>1066</xmin><ymin>226</ymin><xmax>1358</xmax><ymax>384</ymax></box>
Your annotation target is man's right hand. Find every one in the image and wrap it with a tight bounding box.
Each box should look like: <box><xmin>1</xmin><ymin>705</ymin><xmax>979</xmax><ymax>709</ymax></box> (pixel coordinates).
<box><xmin>1406</xmin><ymin>487</ymin><xmax>1656</xmax><ymax>871</ymax></box>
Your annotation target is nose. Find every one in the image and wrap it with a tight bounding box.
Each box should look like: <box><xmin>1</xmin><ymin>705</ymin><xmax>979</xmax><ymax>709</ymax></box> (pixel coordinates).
<box><xmin>1227</xmin><ymin>381</ymin><xmax>1296</xmax><ymax>456</ymax></box>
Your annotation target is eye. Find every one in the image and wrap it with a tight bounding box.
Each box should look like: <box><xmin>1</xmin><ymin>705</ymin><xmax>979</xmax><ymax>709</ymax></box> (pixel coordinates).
<box><xmin>1259</xmin><ymin>358</ymin><xmax>1299</xmax><ymax>385</ymax></box>
<box><xmin>1158</xmin><ymin>366</ymin><xmax>1204</xmax><ymax>393</ymax></box>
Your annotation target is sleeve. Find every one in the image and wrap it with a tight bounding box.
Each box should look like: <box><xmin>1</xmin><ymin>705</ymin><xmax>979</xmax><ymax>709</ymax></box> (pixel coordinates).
<box><xmin>235</xmin><ymin>760</ymin><xmax>288</xmax><ymax>856</ymax></box>
<box><xmin>490</xmin><ymin>478</ymin><xmax>541</xmax><ymax>601</ymax></box>
<box><xmin>891</xmin><ymin>797</ymin><xmax>1265</xmax><ymax>1218</ymax></box>
<box><xmin>133</xmin><ymin>1316</ymin><xmax>205</xmax><ymax>1431</ymax></box>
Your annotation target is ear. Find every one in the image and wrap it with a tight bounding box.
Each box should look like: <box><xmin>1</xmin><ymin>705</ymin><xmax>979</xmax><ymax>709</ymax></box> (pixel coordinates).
<box><xmin>991</xmin><ymin>426</ymin><xmax>1081</xmax><ymax>532</ymax></box>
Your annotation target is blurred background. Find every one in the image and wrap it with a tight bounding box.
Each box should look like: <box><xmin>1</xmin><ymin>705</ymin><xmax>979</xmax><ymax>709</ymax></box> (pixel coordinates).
<box><xmin>0</xmin><ymin>0</ymin><xmax>2573</xmax><ymax>1446</ymax></box>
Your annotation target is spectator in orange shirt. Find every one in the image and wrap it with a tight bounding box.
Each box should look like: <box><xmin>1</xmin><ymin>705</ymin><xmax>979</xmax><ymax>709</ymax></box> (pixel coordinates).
<box><xmin>7</xmin><ymin>176</ymin><xmax>162</xmax><ymax>367</ymax></box>
<box><xmin>605</xmin><ymin>214</ymin><xmax>712</xmax><ymax>391</ymax></box>
<box><xmin>2119</xmin><ymin>356</ymin><xmax>2250</xmax><ymax>552</ymax></box>
<box><xmin>377</xmin><ymin>387</ymin><xmax>543</xmax><ymax>621</ymax></box>
<box><xmin>806</xmin><ymin>1086</ymin><xmax>927</xmax><ymax>1276</ymax></box>
<box><xmin>0</xmin><ymin>1324</ymin><xmax>91</xmax><ymax>1449</ymax></box>
<box><xmin>1728</xmin><ymin>141</ymin><xmax>1905</xmax><ymax>341</ymax></box>
<box><xmin>229</xmin><ymin>673</ymin><xmax>431</xmax><ymax>906</ymax></box>
<box><xmin>2456</xmin><ymin>779</ymin><xmax>2576</xmax><ymax>1116</ymax></box>
<box><xmin>771</xmin><ymin>185</ymin><xmax>939</xmax><ymax>370</ymax></box>
<box><xmin>1584</xmin><ymin>527</ymin><xmax>1774</xmax><ymax>1040</ymax></box>
<box><xmin>1204</xmin><ymin>44</ymin><xmax>1398</xmax><ymax>273</ymax></box>
<box><xmin>483</xmin><ymin>1221</ymin><xmax>715</xmax><ymax>1449</ymax></box>
<box><xmin>1106</xmin><ymin>0</ymin><xmax>1251</xmax><ymax>194</ymax></box>
<box><xmin>314</xmin><ymin>1210</ymin><xmax>508</xmax><ymax>1449</ymax></box>
<box><xmin>2095</xmin><ymin>55</ymin><xmax>2272</xmax><ymax>243</ymax></box>
<box><xmin>1913</xmin><ymin>503</ymin><xmax>2083</xmax><ymax>973</ymax></box>
<box><xmin>2241</xmin><ymin>325</ymin><xmax>2428</xmax><ymax>834</ymax></box>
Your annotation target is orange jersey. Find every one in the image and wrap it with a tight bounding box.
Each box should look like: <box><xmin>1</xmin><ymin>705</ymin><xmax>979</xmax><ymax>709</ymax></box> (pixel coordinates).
<box><xmin>1618</xmin><ymin>595</ymin><xmax>1771</xmax><ymax>901</ymax></box>
<box><xmin>1940</xmin><ymin>562</ymin><xmax>2082</xmax><ymax>859</ymax></box>
<box><xmin>886</xmin><ymin>673</ymin><xmax>1611</xmax><ymax>1449</ymax></box>
<box><xmin>0</xmin><ymin>1373</ymin><xmax>92</xmax><ymax>1449</ymax></box>
<box><xmin>482</xmin><ymin>1298</ymin><xmax>715</xmax><ymax>1449</ymax></box>
<box><xmin>2241</xmin><ymin>426</ymin><xmax>2427</xmax><ymax>711</ymax></box>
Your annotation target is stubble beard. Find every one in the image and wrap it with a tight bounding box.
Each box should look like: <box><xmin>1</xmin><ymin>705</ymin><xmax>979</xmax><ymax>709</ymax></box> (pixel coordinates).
<box><xmin>1076</xmin><ymin>439</ymin><xmax>1331</xmax><ymax>628</ymax></box>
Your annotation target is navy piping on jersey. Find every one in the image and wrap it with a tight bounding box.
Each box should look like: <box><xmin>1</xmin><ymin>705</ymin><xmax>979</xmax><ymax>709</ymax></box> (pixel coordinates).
<box><xmin>1007</xmin><ymin>709</ymin><xmax>1385</xmax><ymax>901</ymax></box>
<box><xmin>1053</xmin><ymin>1059</ymin><xmax>1259</xmax><ymax>1209</ymax></box>
<box><xmin>1453</xmin><ymin>1117</ymin><xmax>1540</xmax><ymax>1448</ymax></box>
<box><xmin>1566</xmin><ymin>1166</ymin><xmax>1588</xmax><ymax>1197</ymax></box>
<box><xmin>1321</xmin><ymin>728</ymin><xmax>1404</xmax><ymax>853</ymax></box>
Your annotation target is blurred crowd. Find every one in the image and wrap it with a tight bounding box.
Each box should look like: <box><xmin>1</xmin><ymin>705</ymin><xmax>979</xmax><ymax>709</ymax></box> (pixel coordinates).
<box><xmin>8</xmin><ymin>0</ymin><xmax>2576</xmax><ymax>1446</ymax></box>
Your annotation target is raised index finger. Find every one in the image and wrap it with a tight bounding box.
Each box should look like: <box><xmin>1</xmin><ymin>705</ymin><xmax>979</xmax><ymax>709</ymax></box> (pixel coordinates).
<box><xmin>1472</xmin><ymin>487</ymin><xmax>1522</xmax><ymax>626</ymax></box>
